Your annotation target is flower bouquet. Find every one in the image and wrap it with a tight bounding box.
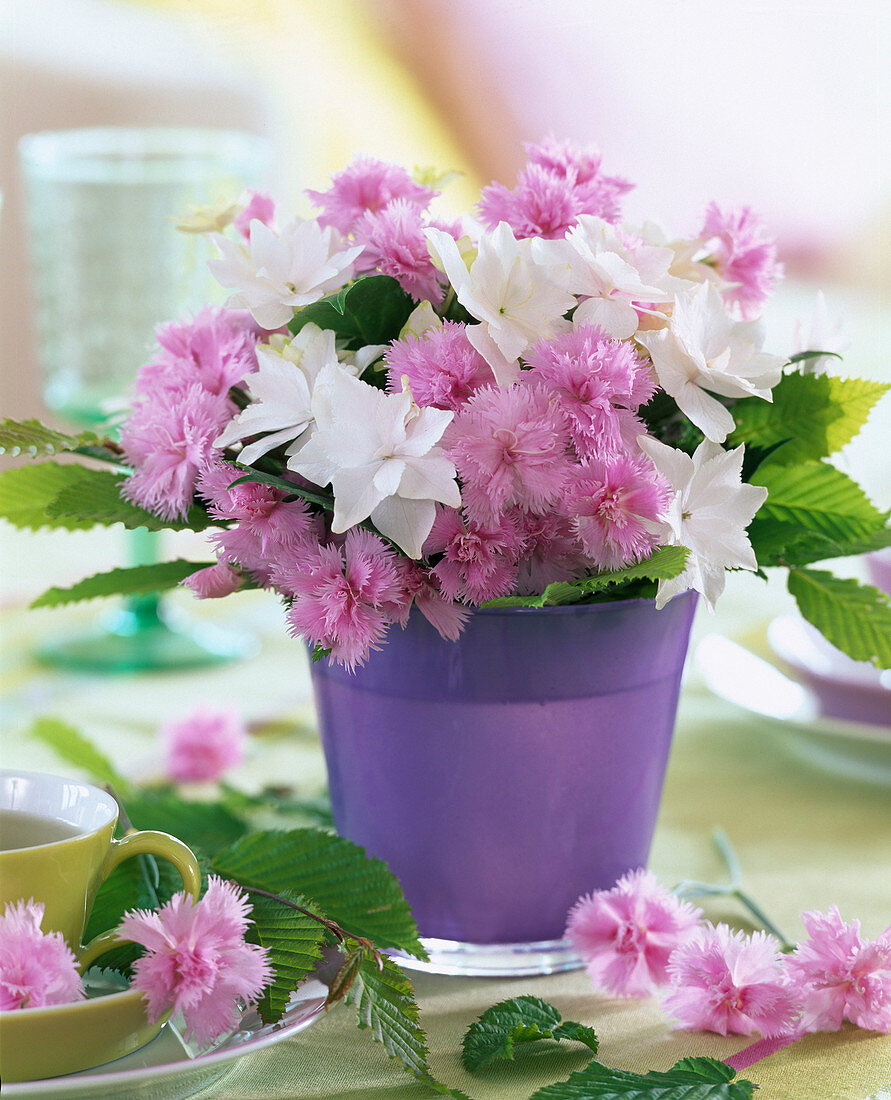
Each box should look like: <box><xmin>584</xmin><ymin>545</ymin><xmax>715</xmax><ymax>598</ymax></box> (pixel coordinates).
<box><xmin>2</xmin><ymin>138</ymin><xmax>888</xmax><ymax>670</ymax></box>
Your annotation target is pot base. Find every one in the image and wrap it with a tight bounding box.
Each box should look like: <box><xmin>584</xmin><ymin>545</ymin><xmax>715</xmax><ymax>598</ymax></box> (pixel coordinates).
<box><xmin>392</xmin><ymin>936</ymin><xmax>583</xmax><ymax>977</ymax></box>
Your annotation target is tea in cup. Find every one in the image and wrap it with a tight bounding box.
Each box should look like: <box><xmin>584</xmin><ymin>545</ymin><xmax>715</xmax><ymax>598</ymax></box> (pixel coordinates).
<box><xmin>0</xmin><ymin>770</ymin><xmax>201</xmax><ymax>967</ymax></box>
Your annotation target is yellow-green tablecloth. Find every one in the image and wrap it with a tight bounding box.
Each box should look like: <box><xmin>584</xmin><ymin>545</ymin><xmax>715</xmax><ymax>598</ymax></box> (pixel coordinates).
<box><xmin>1</xmin><ymin>528</ymin><xmax>889</xmax><ymax>1099</ymax></box>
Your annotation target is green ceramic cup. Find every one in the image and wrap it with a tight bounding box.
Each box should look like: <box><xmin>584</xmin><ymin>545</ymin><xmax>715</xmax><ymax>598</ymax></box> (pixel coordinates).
<box><xmin>0</xmin><ymin>770</ymin><xmax>201</xmax><ymax>967</ymax></box>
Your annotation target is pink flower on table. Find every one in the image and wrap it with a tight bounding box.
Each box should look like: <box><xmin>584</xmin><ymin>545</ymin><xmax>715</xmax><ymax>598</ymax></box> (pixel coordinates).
<box><xmin>233</xmin><ymin>191</ymin><xmax>276</xmax><ymax>240</ymax></box>
<box><xmin>385</xmin><ymin>322</ymin><xmax>491</xmax><ymax>412</ymax></box>
<box><xmin>568</xmin><ymin>452</ymin><xmax>669</xmax><ymax>571</ymax></box>
<box><xmin>784</xmin><ymin>907</ymin><xmax>891</xmax><ymax>1034</ymax></box>
<box><xmin>0</xmin><ymin>899</ymin><xmax>84</xmax><ymax>1010</ymax></box>
<box><xmin>565</xmin><ymin>869</ymin><xmax>701</xmax><ymax>998</ymax></box>
<box><xmin>445</xmin><ymin>384</ymin><xmax>572</xmax><ymax>525</ymax></box>
<box><xmin>162</xmin><ymin>707</ymin><xmax>247</xmax><ymax>783</ymax></box>
<box><xmin>524</xmin><ymin>325</ymin><xmax>655</xmax><ymax>460</ymax></box>
<box><xmin>119</xmin><ymin>876</ymin><xmax>272</xmax><ymax>1045</ymax></box>
<box><xmin>181</xmin><ymin>562</ymin><xmax>246</xmax><ymax>600</ymax></box>
<box><xmin>275</xmin><ymin>528</ymin><xmax>410</xmax><ymax>670</ymax></box>
<box><xmin>424</xmin><ymin>507</ymin><xmax>521</xmax><ymax>604</ymax></box>
<box><xmin>121</xmin><ymin>385</ymin><xmax>233</xmax><ymax>521</ymax></box>
<box><xmin>663</xmin><ymin>923</ymin><xmax>801</xmax><ymax>1037</ymax></box>
<box><xmin>700</xmin><ymin>203</ymin><xmax>783</xmax><ymax>321</ymax></box>
<box><xmin>306</xmin><ymin>156</ymin><xmax>436</xmax><ymax>236</ymax></box>
<box><xmin>353</xmin><ymin>200</ymin><xmax>446</xmax><ymax>305</ymax></box>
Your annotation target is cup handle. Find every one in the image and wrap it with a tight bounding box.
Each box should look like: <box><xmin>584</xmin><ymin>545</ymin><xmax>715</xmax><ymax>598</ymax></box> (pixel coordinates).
<box><xmin>78</xmin><ymin>830</ymin><xmax>202</xmax><ymax>970</ymax></box>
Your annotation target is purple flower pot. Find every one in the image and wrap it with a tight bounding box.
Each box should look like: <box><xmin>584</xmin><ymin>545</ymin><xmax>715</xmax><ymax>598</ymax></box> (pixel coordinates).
<box><xmin>309</xmin><ymin>592</ymin><xmax>697</xmax><ymax>975</ymax></box>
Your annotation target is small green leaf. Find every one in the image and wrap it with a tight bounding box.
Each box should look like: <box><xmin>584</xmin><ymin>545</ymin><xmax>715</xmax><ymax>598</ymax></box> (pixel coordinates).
<box><xmin>47</xmin><ymin>467</ymin><xmax>215</xmax><ymax>532</ymax></box>
<box><xmin>530</xmin><ymin>1055</ymin><xmax>756</xmax><ymax>1099</ymax></box>
<box><xmin>30</xmin><ymin>560</ymin><xmax>214</xmax><ymax>608</ymax></box>
<box><xmin>28</xmin><ymin>717</ymin><xmax>130</xmax><ymax>793</ymax></box>
<box><xmin>462</xmin><ymin>996</ymin><xmax>598</xmax><ymax>1071</ymax></box>
<box><xmin>327</xmin><ymin>944</ymin><xmax>366</xmax><ymax>1006</ymax></box>
<box><xmin>728</xmin><ymin>372</ymin><xmax>889</xmax><ymax>462</ymax></box>
<box><xmin>246</xmin><ymin>891</ymin><xmax>326</xmax><ymax>1023</ymax></box>
<box><xmin>211</xmin><ymin>829</ymin><xmax>424</xmax><ymax>956</ymax></box>
<box><xmin>230</xmin><ymin>467</ymin><xmax>335</xmax><ymax>512</ymax></box>
<box><xmin>0</xmin><ymin>418</ymin><xmax>102</xmax><ymax>458</ymax></box>
<box><xmin>752</xmin><ymin>461</ymin><xmax>888</xmax><ymax>546</ymax></box>
<box><xmin>788</xmin><ymin>568</ymin><xmax>891</xmax><ymax>668</ymax></box>
<box><xmin>0</xmin><ymin>463</ymin><xmax>99</xmax><ymax>531</ymax></box>
<box><xmin>289</xmin><ymin>275</ymin><xmax>415</xmax><ymax>348</ymax></box>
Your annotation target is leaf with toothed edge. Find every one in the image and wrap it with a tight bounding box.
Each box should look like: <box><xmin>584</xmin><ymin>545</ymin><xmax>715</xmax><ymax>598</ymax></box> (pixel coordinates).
<box><xmin>30</xmin><ymin>560</ymin><xmax>215</xmax><ymax>608</ymax></box>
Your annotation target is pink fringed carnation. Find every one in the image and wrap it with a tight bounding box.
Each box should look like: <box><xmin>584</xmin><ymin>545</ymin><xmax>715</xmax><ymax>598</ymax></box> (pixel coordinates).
<box><xmin>198</xmin><ymin>463</ymin><xmax>317</xmax><ymax>583</ymax></box>
<box><xmin>395</xmin><ymin>561</ymin><xmax>473</xmax><ymax>641</ymax></box>
<box><xmin>524</xmin><ymin>325</ymin><xmax>655</xmax><ymax>460</ymax></box>
<box><xmin>233</xmin><ymin>192</ymin><xmax>276</xmax><ymax>240</ymax></box>
<box><xmin>181</xmin><ymin>562</ymin><xmax>245</xmax><ymax>600</ymax></box>
<box><xmin>511</xmin><ymin>509</ymin><xmax>589</xmax><ymax>595</ymax></box>
<box><xmin>121</xmin><ymin>385</ymin><xmax>232</xmax><ymax>521</ymax></box>
<box><xmin>424</xmin><ymin>507</ymin><xmax>521</xmax><ymax>604</ymax></box>
<box><xmin>700</xmin><ymin>203</ymin><xmax>783</xmax><ymax>321</ymax></box>
<box><xmin>565</xmin><ymin>869</ymin><xmax>702</xmax><ymax>998</ymax></box>
<box><xmin>276</xmin><ymin>528</ymin><xmax>410</xmax><ymax>669</ymax></box>
<box><xmin>663</xmin><ymin>923</ymin><xmax>801</xmax><ymax>1037</ymax></box>
<box><xmin>353</xmin><ymin>200</ymin><xmax>445</xmax><ymax>304</ymax></box>
<box><xmin>119</xmin><ymin>876</ymin><xmax>272</xmax><ymax>1045</ymax></box>
<box><xmin>568</xmin><ymin>452</ymin><xmax>669</xmax><ymax>571</ymax></box>
<box><xmin>161</xmin><ymin>706</ymin><xmax>247</xmax><ymax>783</ymax></box>
<box><xmin>306</xmin><ymin>156</ymin><xmax>435</xmax><ymax>236</ymax></box>
<box><xmin>784</xmin><ymin>907</ymin><xmax>891</xmax><ymax>1034</ymax></box>
<box><xmin>0</xmin><ymin>899</ymin><xmax>84</xmax><ymax>1010</ymax></box>
<box><xmin>445</xmin><ymin>384</ymin><xmax>572</xmax><ymax>524</ymax></box>
<box><xmin>138</xmin><ymin>307</ymin><xmax>260</xmax><ymax>400</ymax></box>
<box><xmin>385</xmin><ymin>322</ymin><xmax>490</xmax><ymax>411</ymax></box>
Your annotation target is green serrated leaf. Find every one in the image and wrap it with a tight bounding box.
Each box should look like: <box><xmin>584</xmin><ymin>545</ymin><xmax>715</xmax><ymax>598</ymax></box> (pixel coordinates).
<box><xmin>0</xmin><ymin>463</ymin><xmax>99</xmax><ymax>531</ymax></box>
<box><xmin>30</xmin><ymin>560</ymin><xmax>214</xmax><ymax>608</ymax></box>
<box><xmin>123</xmin><ymin>789</ymin><xmax>248</xmax><ymax>858</ymax></box>
<box><xmin>752</xmin><ymin>461</ymin><xmax>888</xmax><ymax>546</ymax></box>
<box><xmin>0</xmin><ymin>418</ymin><xmax>101</xmax><ymax>458</ymax></box>
<box><xmin>788</xmin><ymin>568</ymin><xmax>891</xmax><ymax>668</ymax></box>
<box><xmin>530</xmin><ymin>1055</ymin><xmax>755</xmax><ymax>1099</ymax></box>
<box><xmin>749</xmin><ymin>517</ymin><xmax>891</xmax><ymax>569</ymax></box>
<box><xmin>245</xmin><ymin>891</ymin><xmax>326</xmax><ymax>1023</ymax></box>
<box><xmin>289</xmin><ymin>275</ymin><xmax>415</xmax><ymax>348</ymax></box>
<box><xmin>47</xmin><ymin>467</ymin><xmax>215</xmax><ymax>532</ymax></box>
<box><xmin>728</xmin><ymin>372</ymin><xmax>889</xmax><ymax>462</ymax></box>
<box><xmin>28</xmin><ymin>717</ymin><xmax>130</xmax><ymax>793</ymax></box>
<box><xmin>211</xmin><ymin>829</ymin><xmax>424</xmax><ymax>956</ymax></box>
<box><xmin>462</xmin><ymin>996</ymin><xmax>598</xmax><ymax>1072</ymax></box>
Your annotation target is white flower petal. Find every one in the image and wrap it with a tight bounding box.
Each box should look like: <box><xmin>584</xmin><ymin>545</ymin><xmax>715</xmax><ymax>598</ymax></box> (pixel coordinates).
<box><xmin>370</xmin><ymin>496</ymin><xmax>437</xmax><ymax>560</ymax></box>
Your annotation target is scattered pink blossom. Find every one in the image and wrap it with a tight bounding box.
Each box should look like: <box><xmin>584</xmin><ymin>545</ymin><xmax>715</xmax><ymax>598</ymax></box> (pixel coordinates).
<box><xmin>524</xmin><ymin>325</ymin><xmax>655</xmax><ymax>460</ymax></box>
<box><xmin>0</xmin><ymin>899</ymin><xmax>85</xmax><ymax>1010</ymax></box>
<box><xmin>445</xmin><ymin>384</ymin><xmax>572</xmax><ymax>524</ymax></box>
<box><xmin>121</xmin><ymin>385</ymin><xmax>233</xmax><ymax>520</ymax></box>
<box><xmin>198</xmin><ymin>462</ymin><xmax>317</xmax><ymax>582</ymax></box>
<box><xmin>663</xmin><ymin>923</ymin><xmax>801</xmax><ymax>1037</ymax></box>
<box><xmin>424</xmin><ymin>507</ymin><xmax>521</xmax><ymax>604</ymax></box>
<box><xmin>568</xmin><ymin>452</ymin><xmax>669</xmax><ymax>571</ymax></box>
<box><xmin>353</xmin><ymin>200</ymin><xmax>445</xmax><ymax>304</ymax></box>
<box><xmin>233</xmin><ymin>192</ymin><xmax>276</xmax><ymax>240</ymax></box>
<box><xmin>565</xmin><ymin>869</ymin><xmax>702</xmax><ymax>998</ymax></box>
<box><xmin>385</xmin><ymin>322</ymin><xmax>490</xmax><ymax>411</ymax></box>
<box><xmin>181</xmin><ymin>561</ymin><xmax>246</xmax><ymax>600</ymax></box>
<box><xmin>162</xmin><ymin>706</ymin><xmax>247</xmax><ymax>783</ymax></box>
<box><xmin>119</xmin><ymin>876</ymin><xmax>272</xmax><ymax>1045</ymax></box>
<box><xmin>138</xmin><ymin>307</ymin><xmax>260</xmax><ymax>399</ymax></box>
<box><xmin>700</xmin><ymin>203</ymin><xmax>783</xmax><ymax>320</ymax></box>
<box><xmin>785</xmin><ymin>907</ymin><xmax>891</xmax><ymax>1034</ymax></box>
<box><xmin>306</xmin><ymin>156</ymin><xmax>435</xmax><ymax>236</ymax></box>
<box><xmin>275</xmin><ymin>528</ymin><xmax>410</xmax><ymax>669</ymax></box>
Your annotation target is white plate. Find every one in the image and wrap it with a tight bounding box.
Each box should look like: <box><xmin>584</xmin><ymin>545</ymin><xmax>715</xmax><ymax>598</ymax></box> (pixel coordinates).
<box><xmin>4</xmin><ymin>979</ymin><xmax>328</xmax><ymax>1100</ymax></box>
<box><xmin>695</xmin><ymin>633</ymin><xmax>891</xmax><ymax>784</ymax></box>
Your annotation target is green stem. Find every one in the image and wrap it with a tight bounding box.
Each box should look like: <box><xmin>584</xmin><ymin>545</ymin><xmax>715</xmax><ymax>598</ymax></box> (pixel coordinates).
<box><xmin>711</xmin><ymin>828</ymin><xmax>743</xmax><ymax>887</ymax></box>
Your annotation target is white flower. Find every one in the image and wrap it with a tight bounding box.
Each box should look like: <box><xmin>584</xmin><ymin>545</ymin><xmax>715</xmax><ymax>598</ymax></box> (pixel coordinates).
<box><xmin>532</xmin><ymin>214</ymin><xmax>675</xmax><ymax>340</ymax></box>
<box><xmin>638</xmin><ymin>435</ymin><xmax>768</xmax><ymax>611</ymax></box>
<box><xmin>425</xmin><ymin>222</ymin><xmax>574</xmax><ymax>386</ymax></box>
<box><xmin>208</xmin><ymin>218</ymin><xmax>363</xmax><ymax>329</ymax></box>
<box><xmin>214</xmin><ymin>324</ymin><xmax>343</xmax><ymax>464</ymax></box>
<box><xmin>792</xmin><ymin>291</ymin><xmax>850</xmax><ymax>376</ymax></box>
<box><xmin>288</xmin><ymin>371</ymin><xmax>460</xmax><ymax>558</ymax></box>
<box><xmin>637</xmin><ymin>283</ymin><xmax>785</xmax><ymax>442</ymax></box>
